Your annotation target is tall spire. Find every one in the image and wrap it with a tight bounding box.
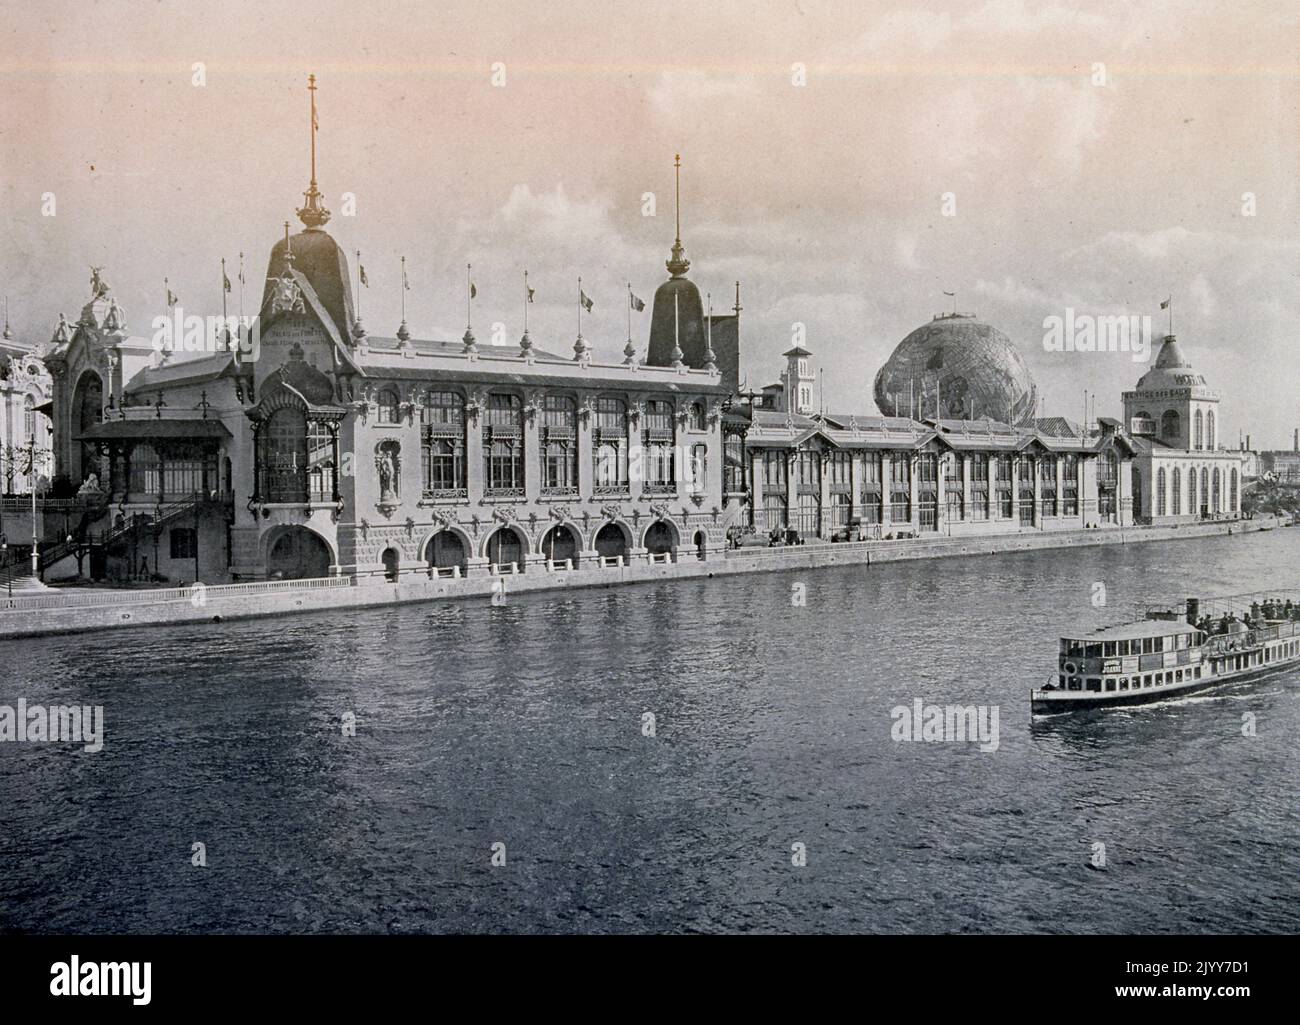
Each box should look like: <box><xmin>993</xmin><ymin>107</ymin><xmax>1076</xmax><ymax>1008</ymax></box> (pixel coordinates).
<box><xmin>296</xmin><ymin>73</ymin><xmax>331</xmax><ymax>229</ymax></box>
<box><xmin>666</xmin><ymin>153</ymin><xmax>690</xmax><ymax>278</ymax></box>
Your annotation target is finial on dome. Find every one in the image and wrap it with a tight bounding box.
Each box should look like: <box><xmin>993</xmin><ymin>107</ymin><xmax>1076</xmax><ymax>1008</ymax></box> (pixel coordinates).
<box><xmin>3</xmin><ymin>296</ymin><xmax>10</xmax><ymax>340</ymax></box>
<box><xmin>670</xmin><ymin>294</ymin><xmax>684</xmax><ymax>366</ymax></box>
<box><xmin>351</xmin><ymin>317</ymin><xmax>367</xmax><ymax>345</ymax></box>
<box><xmin>462</xmin><ymin>326</ymin><xmax>477</xmax><ymax>354</ymax></box>
<box><xmin>623</xmin><ymin>338</ymin><xmax>637</xmax><ymax>365</ymax></box>
<box><xmin>520</xmin><ymin>328</ymin><xmax>533</xmax><ymax>357</ymax></box>
<box><xmin>573</xmin><ymin>332</ymin><xmax>589</xmax><ymax>361</ymax></box>
<box><xmin>295</xmin><ymin>74</ymin><xmax>331</xmax><ymax>229</ymax></box>
<box><xmin>396</xmin><ymin>320</ymin><xmax>410</xmax><ymax>343</ymax></box>
<box><xmin>666</xmin><ymin>154</ymin><xmax>691</xmax><ymax>278</ymax></box>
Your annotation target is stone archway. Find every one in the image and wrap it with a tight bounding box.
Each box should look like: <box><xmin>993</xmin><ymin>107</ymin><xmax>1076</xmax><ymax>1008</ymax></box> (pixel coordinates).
<box><xmin>693</xmin><ymin>529</ymin><xmax>708</xmax><ymax>561</ymax></box>
<box><xmin>541</xmin><ymin>523</ymin><xmax>580</xmax><ymax>567</ymax></box>
<box><xmin>265</xmin><ymin>526</ymin><xmax>333</xmax><ymax>580</ymax></box>
<box><xmin>381</xmin><ymin>546</ymin><xmax>401</xmax><ymax>582</ymax></box>
<box><xmin>593</xmin><ymin>522</ymin><xmax>630</xmax><ymax>560</ymax></box>
<box><xmin>71</xmin><ymin>370</ymin><xmax>103</xmax><ymax>483</ymax></box>
<box><xmin>484</xmin><ymin>525</ymin><xmax>527</xmax><ymax>572</ymax></box>
<box><xmin>644</xmin><ymin>520</ymin><xmax>678</xmax><ymax>556</ymax></box>
<box><xmin>425</xmin><ymin>529</ymin><xmax>468</xmax><ymax>574</ymax></box>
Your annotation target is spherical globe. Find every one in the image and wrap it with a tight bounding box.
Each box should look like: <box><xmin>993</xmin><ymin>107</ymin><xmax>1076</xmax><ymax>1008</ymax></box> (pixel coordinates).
<box><xmin>873</xmin><ymin>314</ymin><xmax>1038</xmax><ymax>425</ymax></box>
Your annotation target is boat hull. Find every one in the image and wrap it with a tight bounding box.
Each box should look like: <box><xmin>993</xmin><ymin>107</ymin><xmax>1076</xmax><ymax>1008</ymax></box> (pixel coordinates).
<box><xmin>1030</xmin><ymin>659</ymin><xmax>1298</xmax><ymax>715</ymax></box>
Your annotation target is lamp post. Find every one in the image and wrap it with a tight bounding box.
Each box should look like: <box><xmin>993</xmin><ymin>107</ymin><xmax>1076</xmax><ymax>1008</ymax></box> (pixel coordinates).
<box><xmin>26</xmin><ymin>434</ymin><xmax>38</xmax><ymax>580</ymax></box>
<box><xmin>1</xmin><ymin>535</ymin><xmax>9</xmax><ymax>598</ymax></box>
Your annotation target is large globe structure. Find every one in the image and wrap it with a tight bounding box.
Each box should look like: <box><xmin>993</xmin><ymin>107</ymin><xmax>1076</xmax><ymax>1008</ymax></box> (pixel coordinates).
<box><xmin>873</xmin><ymin>314</ymin><xmax>1038</xmax><ymax>425</ymax></box>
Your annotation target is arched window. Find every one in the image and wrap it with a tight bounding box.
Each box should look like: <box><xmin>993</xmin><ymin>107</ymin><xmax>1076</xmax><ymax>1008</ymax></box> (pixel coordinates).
<box><xmin>1156</xmin><ymin>467</ymin><xmax>1167</xmax><ymax>516</ymax></box>
<box><xmin>1200</xmin><ymin>467</ymin><xmax>1208</xmax><ymax>512</ymax></box>
<box><xmin>1212</xmin><ymin>467</ymin><xmax>1221</xmax><ymax>512</ymax></box>
<box><xmin>1206</xmin><ymin>410</ymin><xmax>1216</xmax><ymax>450</ymax></box>
<box><xmin>421</xmin><ymin>391</ymin><xmax>465</xmax><ymax>494</ymax></box>
<box><xmin>1161</xmin><ymin>410</ymin><xmax>1180</xmax><ymax>440</ymax></box>
<box><xmin>1188</xmin><ymin>466</ymin><xmax>1197</xmax><ymax>514</ymax></box>
<box><xmin>594</xmin><ymin>397</ymin><xmax>628</xmax><ymax>490</ymax></box>
<box><xmin>483</xmin><ymin>393</ymin><xmax>524</xmax><ymax>494</ymax></box>
<box><xmin>542</xmin><ymin>395</ymin><xmax>578</xmax><ymax>494</ymax></box>
<box><xmin>1171</xmin><ymin>467</ymin><xmax>1181</xmax><ymax>515</ymax></box>
<box><xmin>1194</xmin><ymin>410</ymin><xmax>1203</xmax><ymax>450</ymax></box>
<box><xmin>1230</xmin><ymin>468</ymin><xmax>1238</xmax><ymax>511</ymax></box>
<box><xmin>377</xmin><ymin>388</ymin><xmax>400</xmax><ymax>425</ymax></box>
<box><xmin>23</xmin><ymin>395</ymin><xmax>34</xmax><ymax>439</ymax></box>
<box><xmin>73</xmin><ymin>371</ymin><xmax>103</xmax><ymax>481</ymax></box>
<box><xmin>687</xmin><ymin>402</ymin><xmax>705</xmax><ymax>432</ymax></box>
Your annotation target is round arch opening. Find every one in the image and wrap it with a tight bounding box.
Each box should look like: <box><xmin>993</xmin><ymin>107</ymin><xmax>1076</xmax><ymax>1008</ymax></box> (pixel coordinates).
<box><xmin>644</xmin><ymin>520</ymin><xmax>677</xmax><ymax>557</ymax></box>
<box><xmin>594</xmin><ymin>522</ymin><xmax>629</xmax><ymax>561</ymax></box>
<box><xmin>426</xmin><ymin>529</ymin><xmax>468</xmax><ymax>574</ymax></box>
<box><xmin>266</xmin><ymin>527</ymin><xmax>332</xmax><ymax>580</ymax></box>
<box><xmin>541</xmin><ymin>524</ymin><xmax>580</xmax><ymax>567</ymax></box>
<box><xmin>486</xmin><ymin>526</ymin><xmax>526</xmax><ymax>572</ymax></box>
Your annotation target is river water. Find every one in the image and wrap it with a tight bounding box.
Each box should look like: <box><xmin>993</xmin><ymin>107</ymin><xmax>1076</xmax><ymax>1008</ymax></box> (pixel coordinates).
<box><xmin>1</xmin><ymin>528</ymin><xmax>1297</xmax><ymax>933</ymax></box>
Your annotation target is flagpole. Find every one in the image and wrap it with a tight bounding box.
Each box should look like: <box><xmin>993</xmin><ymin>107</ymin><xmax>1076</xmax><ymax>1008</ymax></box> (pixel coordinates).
<box><xmin>400</xmin><ymin>256</ymin><xmax>406</xmax><ymax>323</ymax></box>
<box><xmin>466</xmin><ymin>263</ymin><xmax>472</xmax><ymax>331</ymax></box>
<box><xmin>355</xmin><ymin>250</ymin><xmax>362</xmax><ymax>319</ymax></box>
<box><xmin>627</xmin><ymin>282</ymin><xmax>632</xmax><ymax>341</ymax></box>
<box><xmin>577</xmin><ymin>275</ymin><xmax>583</xmax><ymax>337</ymax></box>
<box><xmin>220</xmin><ymin>258</ymin><xmax>228</xmax><ymax>349</ymax></box>
<box><xmin>238</xmin><ymin>252</ymin><xmax>244</xmax><ymax>319</ymax></box>
<box><xmin>524</xmin><ymin>269</ymin><xmax>529</xmax><ymax>333</ymax></box>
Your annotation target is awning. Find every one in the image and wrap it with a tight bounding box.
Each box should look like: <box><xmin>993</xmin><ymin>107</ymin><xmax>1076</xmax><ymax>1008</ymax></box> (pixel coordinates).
<box><xmin>75</xmin><ymin>419</ymin><xmax>232</xmax><ymax>442</ymax></box>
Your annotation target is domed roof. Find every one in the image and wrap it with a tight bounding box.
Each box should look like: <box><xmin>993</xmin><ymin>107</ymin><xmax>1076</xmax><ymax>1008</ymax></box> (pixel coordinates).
<box><xmin>1133</xmin><ymin>335</ymin><xmax>1207</xmax><ymax>391</ymax></box>
<box><xmin>646</xmin><ymin>275</ymin><xmax>706</xmax><ymax>367</ymax></box>
<box><xmin>262</xmin><ymin>227</ymin><xmax>355</xmax><ymax>343</ymax></box>
<box><xmin>873</xmin><ymin>313</ymin><xmax>1038</xmax><ymax>425</ymax></box>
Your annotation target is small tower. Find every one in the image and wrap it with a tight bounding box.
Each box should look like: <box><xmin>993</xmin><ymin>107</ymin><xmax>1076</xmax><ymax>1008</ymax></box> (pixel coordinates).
<box><xmin>782</xmin><ymin>345</ymin><xmax>815</xmax><ymax>415</ymax></box>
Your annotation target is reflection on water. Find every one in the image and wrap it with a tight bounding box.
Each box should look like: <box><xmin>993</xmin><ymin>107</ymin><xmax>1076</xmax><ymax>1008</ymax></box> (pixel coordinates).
<box><xmin>1</xmin><ymin>529</ymin><xmax>1298</xmax><ymax>933</ymax></box>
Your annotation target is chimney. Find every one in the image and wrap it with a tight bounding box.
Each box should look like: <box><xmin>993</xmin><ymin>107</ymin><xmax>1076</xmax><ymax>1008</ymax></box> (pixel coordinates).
<box><xmin>1294</xmin><ymin>427</ymin><xmax>1298</xmax><ymax>452</ymax></box>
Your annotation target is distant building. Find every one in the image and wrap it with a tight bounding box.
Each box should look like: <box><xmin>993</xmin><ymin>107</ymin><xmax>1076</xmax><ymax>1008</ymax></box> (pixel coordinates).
<box><xmin>724</xmin><ymin>337</ymin><xmax>1136</xmax><ymax>541</ymax></box>
<box><xmin>0</xmin><ymin>321</ymin><xmax>53</xmax><ymax>495</ymax></box>
<box><xmin>1123</xmin><ymin>334</ymin><xmax>1244</xmax><ymax>522</ymax></box>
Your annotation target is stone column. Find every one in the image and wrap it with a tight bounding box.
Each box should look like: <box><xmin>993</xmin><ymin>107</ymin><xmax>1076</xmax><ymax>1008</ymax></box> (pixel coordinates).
<box><xmin>880</xmin><ymin>451</ymin><xmax>893</xmax><ymax>530</ymax></box>
<box><xmin>908</xmin><ymin>451</ymin><xmax>919</xmax><ymax>532</ymax></box>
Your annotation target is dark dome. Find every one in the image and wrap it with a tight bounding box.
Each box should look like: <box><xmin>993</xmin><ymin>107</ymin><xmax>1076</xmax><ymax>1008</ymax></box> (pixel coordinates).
<box><xmin>262</xmin><ymin>227</ymin><xmax>355</xmax><ymax>342</ymax></box>
<box><xmin>874</xmin><ymin>314</ymin><xmax>1038</xmax><ymax>425</ymax></box>
<box><xmin>646</xmin><ymin>276</ymin><xmax>706</xmax><ymax>368</ymax></box>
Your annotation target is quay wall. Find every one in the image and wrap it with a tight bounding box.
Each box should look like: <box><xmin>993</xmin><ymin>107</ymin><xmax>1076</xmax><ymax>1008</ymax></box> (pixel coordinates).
<box><xmin>0</xmin><ymin>516</ymin><xmax>1287</xmax><ymax>641</ymax></box>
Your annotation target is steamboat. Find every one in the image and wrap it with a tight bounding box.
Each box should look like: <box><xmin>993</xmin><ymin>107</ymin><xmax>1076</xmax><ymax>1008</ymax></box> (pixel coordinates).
<box><xmin>1031</xmin><ymin>591</ymin><xmax>1300</xmax><ymax>715</ymax></box>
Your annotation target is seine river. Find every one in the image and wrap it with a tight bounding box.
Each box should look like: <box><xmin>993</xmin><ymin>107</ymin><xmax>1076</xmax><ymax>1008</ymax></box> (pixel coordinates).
<box><xmin>2</xmin><ymin>528</ymin><xmax>1298</xmax><ymax>933</ymax></box>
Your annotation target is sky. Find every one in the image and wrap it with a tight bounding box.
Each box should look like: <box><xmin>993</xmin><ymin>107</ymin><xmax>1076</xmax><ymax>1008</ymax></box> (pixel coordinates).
<box><xmin>2</xmin><ymin>0</ymin><xmax>1298</xmax><ymax>446</ymax></box>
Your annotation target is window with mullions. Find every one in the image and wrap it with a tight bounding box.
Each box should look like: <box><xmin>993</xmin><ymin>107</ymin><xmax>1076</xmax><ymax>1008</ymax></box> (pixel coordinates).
<box><xmin>944</xmin><ymin>454</ymin><xmax>965</xmax><ymax>521</ymax></box>
<box><xmin>860</xmin><ymin>451</ymin><xmax>883</xmax><ymax>523</ymax></box>
<box><xmin>162</xmin><ymin>443</ymin><xmax>214</xmax><ymax>498</ymax></box>
<box><xmin>1156</xmin><ymin>467</ymin><xmax>1167</xmax><ymax>516</ymax></box>
<box><xmin>377</xmin><ymin>388</ymin><xmax>400</xmax><ymax>425</ymax></box>
<box><xmin>307</xmin><ymin>422</ymin><xmax>335</xmax><ymax>501</ymax></box>
<box><xmin>764</xmin><ymin>449</ymin><xmax>788</xmax><ymax>491</ymax></box>
<box><xmin>129</xmin><ymin>443</ymin><xmax>161</xmax><ymax>496</ymax></box>
<box><xmin>1172</xmin><ymin>468</ymin><xmax>1182</xmax><ymax>515</ymax></box>
<box><xmin>170</xmin><ymin>527</ymin><xmax>197</xmax><ymax>560</ymax></box>
<box><xmin>1039</xmin><ymin>455</ymin><xmax>1057</xmax><ymax>517</ymax></box>
<box><xmin>969</xmin><ymin>453</ymin><xmax>989</xmax><ymax>521</ymax></box>
<box><xmin>484</xmin><ymin>394</ymin><xmax>524</xmax><ymax>494</ymax></box>
<box><xmin>687</xmin><ymin>402</ymin><xmax>705</xmax><ymax>432</ymax></box>
<box><xmin>421</xmin><ymin>391</ymin><xmax>466</xmax><ymax>494</ymax></box>
<box><xmin>542</xmin><ymin>395</ymin><xmax>578</xmax><ymax>493</ymax></box>
<box><xmin>1018</xmin><ymin>455</ymin><xmax>1035</xmax><ymax>525</ymax></box>
<box><xmin>643</xmin><ymin>400</ymin><xmax>675</xmax><ymax>489</ymax></box>
<box><xmin>594</xmin><ymin>397</ymin><xmax>628</xmax><ymax>489</ymax></box>
<box><xmin>1061</xmin><ymin>454</ymin><xmax>1079</xmax><ymax>515</ymax></box>
<box><xmin>995</xmin><ymin>454</ymin><xmax>1013</xmax><ymax>518</ymax></box>
<box><xmin>889</xmin><ymin>452</ymin><xmax>911</xmax><ymax>524</ymax></box>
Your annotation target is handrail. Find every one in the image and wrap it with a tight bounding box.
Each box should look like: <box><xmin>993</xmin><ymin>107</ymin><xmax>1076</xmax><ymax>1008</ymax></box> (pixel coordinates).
<box><xmin>0</xmin><ymin>573</ymin><xmax>353</xmax><ymax>612</ymax></box>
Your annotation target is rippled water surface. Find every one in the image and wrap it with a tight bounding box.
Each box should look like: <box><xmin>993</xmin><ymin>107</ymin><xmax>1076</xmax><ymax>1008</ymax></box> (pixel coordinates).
<box><xmin>2</xmin><ymin>528</ymin><xmax>1298</xmax><ymax>933</ymax></box>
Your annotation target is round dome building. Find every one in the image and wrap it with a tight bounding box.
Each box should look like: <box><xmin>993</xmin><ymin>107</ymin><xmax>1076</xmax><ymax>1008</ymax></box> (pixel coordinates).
<box><xmin>873</xmin><ymin>313</ymin><xmax>1038</xmax><ymax>425</ymax></box>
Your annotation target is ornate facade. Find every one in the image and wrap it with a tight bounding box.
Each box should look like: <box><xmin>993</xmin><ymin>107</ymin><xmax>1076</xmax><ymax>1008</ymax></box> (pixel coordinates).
<box><xmin>0</xmin><ymin>325</ymin><xmax>54</xmax><ymax>495</ymax></box>
<box><xmin>1124</xmin><ymin>334</ymin><xmax>1244</xmax><ymax>523</ymax></box>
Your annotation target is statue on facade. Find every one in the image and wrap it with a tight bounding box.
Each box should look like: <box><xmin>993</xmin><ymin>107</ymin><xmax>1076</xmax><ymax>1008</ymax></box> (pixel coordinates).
<box><xmin>90</xmin><ymin>266</ymin><xmax>109</xmax><ymax>298</ymax></box>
